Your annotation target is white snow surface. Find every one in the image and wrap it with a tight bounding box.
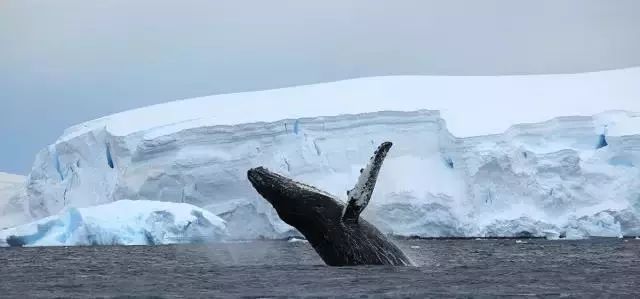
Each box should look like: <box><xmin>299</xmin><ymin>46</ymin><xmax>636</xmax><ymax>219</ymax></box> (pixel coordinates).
<box><xmin>18</xmin><ymin>68</ymin><xmax>640</xmax><ymax>240</ymax></box>
<box><xmin>0</xmin><ymin>200</ymin><xmax>226</xmax><ymax>247</ymax></box>
<box><xmin>60</xmin><ymin>67</ymin><xmax>640</xmax><ymax>140</ymax></box>
<box><xmin>0</xmin><ymin>172</ymin><xmax>24</xmax><ymax>187</ymax></box>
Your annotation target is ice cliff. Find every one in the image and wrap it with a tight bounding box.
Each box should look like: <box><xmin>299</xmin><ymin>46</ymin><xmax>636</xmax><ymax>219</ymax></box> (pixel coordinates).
<box><xmin>0</xmin><ymin>172</ymin><xmax>28</xmax><ymax>229</ymax></box>
<box><xmin>12</xmin><ymin>68</ymin><xmax>640</xmax><ymax>240</ymax></box>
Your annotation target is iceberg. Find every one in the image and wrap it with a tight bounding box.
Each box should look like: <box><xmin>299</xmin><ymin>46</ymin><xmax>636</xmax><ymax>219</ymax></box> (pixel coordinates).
<box><xmin>12</xmin><ymin>68</ymin><xmax>640</xmax><ymax>240</ymax></box>
<box><xmin>0</xmin><ymin>172</ymin><xmax>29</xmax><ymax>229</ymax></box>
<box><xmin>0</xmin><ymin>172</ymin><xmax>24</xmax><ymax>192</ymax></box>
<box><xmin>0</xmin><ymin>200</ymin><xmax>227</xmax><ymax>247</ymax></box>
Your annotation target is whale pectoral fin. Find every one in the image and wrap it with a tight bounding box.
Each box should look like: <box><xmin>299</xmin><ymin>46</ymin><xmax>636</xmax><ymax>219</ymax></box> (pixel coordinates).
<box><xmin>342</xmin><ymin>141</ymin><xmax>393</xmax><ymax>222</ymax></box>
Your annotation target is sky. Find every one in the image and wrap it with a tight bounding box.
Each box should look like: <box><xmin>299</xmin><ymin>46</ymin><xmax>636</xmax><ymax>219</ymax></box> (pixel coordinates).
<box><xmin>1</xmin><ymin>0</ymin><xmax>640</xmax><ymax>174</ymax></box>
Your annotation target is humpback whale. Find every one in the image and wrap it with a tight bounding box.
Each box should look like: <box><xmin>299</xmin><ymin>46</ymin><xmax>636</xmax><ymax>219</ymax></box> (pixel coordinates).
<box><xmin>247</xmin><ymin>142</ymin><xmax>412</xmax><ymax>266</ymax></box>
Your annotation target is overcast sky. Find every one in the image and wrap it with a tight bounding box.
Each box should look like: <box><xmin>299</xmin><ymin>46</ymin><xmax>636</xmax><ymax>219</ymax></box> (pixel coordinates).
<box><xmin>2</xmin><ymin>0</ymin><xmax>640</xmax><ymax>174</ymax></box>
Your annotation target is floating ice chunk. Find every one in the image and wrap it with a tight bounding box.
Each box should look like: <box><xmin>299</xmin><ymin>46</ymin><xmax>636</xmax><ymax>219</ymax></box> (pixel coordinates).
<box><xmin>0</xmin><ymin>200</ymin><xmax>227</xmax><ymax>247</ymax></box>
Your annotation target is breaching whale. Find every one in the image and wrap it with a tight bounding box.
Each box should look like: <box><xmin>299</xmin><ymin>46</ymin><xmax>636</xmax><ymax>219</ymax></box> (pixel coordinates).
<box><xmin>247</xmin><ymin>142</ymin><xmax>412</xmax><ymax>266</ymax></box>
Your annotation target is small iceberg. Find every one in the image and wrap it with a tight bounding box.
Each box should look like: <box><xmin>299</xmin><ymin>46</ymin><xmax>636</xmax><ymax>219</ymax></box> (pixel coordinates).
<box><xmin>0</xmin><ymin>200</ymin><xmax>227</xmax><ymax>247</ymax></box>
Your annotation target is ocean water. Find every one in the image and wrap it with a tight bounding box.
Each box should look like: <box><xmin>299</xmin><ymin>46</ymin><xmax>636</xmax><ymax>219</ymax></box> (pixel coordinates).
<box><xmin>1</xmin><ymin>238</ymin><xmax>639</xmax><ymax>298</ymax></box>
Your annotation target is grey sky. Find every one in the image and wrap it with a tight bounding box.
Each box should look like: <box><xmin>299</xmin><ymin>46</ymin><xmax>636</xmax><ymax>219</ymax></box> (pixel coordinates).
<box><xmin>2</xmin><ymin>0</ymin><xmax>640</xmax><ymax>174</ymax></box>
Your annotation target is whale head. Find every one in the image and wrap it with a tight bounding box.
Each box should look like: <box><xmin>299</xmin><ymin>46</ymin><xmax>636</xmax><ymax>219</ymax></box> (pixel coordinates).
<box><xmin>247</xmin><ymin>167</ymin><xmax>343</xmax><ymax>228</ymax></box>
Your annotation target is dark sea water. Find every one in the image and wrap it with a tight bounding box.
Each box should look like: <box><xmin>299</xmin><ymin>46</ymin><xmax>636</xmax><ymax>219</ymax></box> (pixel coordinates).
<box><xmin>1</xmin><ymin>238</ymin><xmax>639</xmax><ymax>298</ymax></box>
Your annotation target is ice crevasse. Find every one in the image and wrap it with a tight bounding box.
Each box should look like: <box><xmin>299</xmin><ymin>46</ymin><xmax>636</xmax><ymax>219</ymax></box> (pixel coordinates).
<box><xmin>13</xmin><ymin>68</ymin><xmax>640</xmax><ymax>241</ymax></box>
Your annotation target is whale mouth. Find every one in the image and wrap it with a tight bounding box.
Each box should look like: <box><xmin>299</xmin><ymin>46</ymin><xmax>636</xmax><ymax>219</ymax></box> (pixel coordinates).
<box><xmin>247</xmin><ymin>167</ymin><xmax>287</xmax><ymax>206</ymax></box>
<box><xmin>247</xmin><ymin>166</ymin><xmax>274</xmax><ymax>187</ymax></box>
<box><xmin>247</xmin><ymin>167</ymin><xmax>264</xmax><ymax>185</ymax></box>
<box><xmin>247</xmin><ymin>167</ymin><xmax>283</xmax><ymax>193</ymax></box>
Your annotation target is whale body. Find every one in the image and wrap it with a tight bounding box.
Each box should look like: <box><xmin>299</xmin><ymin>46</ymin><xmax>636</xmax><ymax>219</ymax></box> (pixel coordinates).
<box><xmin>247</xmin><ymin>142</ymin><xmax>412</xmax><ymax>266</ymax></box>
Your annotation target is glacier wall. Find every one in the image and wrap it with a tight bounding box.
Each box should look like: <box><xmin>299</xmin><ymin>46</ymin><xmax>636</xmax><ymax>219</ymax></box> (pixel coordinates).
<box><xmin>0</xmin><ymin>172</ymin><xmax>29</xmax><ymax>229</ymax></box>
<box><xmin>22</xmin><ymin>109</ymin><xmax>640</xmax><ymax>239</ymax></box>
